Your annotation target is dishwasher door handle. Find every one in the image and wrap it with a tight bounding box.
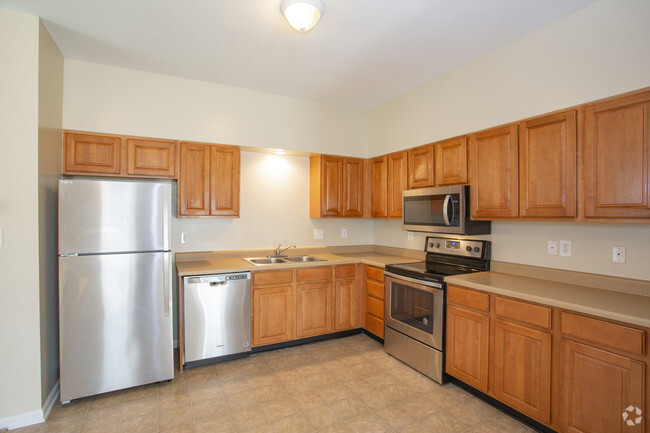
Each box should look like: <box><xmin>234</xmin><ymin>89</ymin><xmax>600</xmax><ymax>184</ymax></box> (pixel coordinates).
<box><xmin>209</xmin><ymin>281</ymin><xmax>227</xmax><ymax>287</ymax></box>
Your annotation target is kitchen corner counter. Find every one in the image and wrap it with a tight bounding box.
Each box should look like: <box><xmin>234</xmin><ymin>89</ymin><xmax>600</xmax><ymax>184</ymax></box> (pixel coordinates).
<box><xmin>175</xmin><ymin>250</ymin><xmax>420</xmax><ymax>277</ymax></box>
<box><xmin>446</xmin><ymin>271</ymin><xmax>650</xmax><ymax>328</ymax></box>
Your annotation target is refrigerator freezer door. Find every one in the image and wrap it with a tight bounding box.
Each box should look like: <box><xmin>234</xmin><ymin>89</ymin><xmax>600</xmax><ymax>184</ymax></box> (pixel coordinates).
<box><xmin>59</xmin><ymin>178</ymin><xmax>171</xmax><ymax>254</ymax></box>
<box><xmin>59</xmin><ymin>252</ymin><xmax>173</xmax><ymax>402</ymax></box>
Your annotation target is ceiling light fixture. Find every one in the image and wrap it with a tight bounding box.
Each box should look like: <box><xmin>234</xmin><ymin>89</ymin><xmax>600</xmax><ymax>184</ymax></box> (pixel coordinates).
<box><xmin>280</xmin><ymin>0</ymin><xmax>324</xmax><ymax>32</ymax></box>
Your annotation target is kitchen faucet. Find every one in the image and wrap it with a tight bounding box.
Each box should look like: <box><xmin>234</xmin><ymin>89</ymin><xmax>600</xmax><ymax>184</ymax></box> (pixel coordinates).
<box><xmin>271</xmin><ymin>243</ymin><xmax>296</xmax><ymax>258</ymax></box>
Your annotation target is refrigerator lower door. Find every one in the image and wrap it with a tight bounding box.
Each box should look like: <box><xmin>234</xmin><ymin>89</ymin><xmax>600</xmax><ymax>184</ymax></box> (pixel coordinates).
<box><xmin>59</xmin><ymin>252</ymin><xmax>173</xmax><ymax>401</ymax></box>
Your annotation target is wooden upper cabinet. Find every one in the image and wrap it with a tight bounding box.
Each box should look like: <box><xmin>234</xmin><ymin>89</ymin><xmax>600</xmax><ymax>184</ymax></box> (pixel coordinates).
<box><xmin>64</xmin><ymin>132</ymin><xmax>122</xmax><ymax>175</ymax></box>
<box><xmin>470</xmin><ymin>124</ymin><xmax>519</xmax><ymax>219</ymax></box>
<box><xmin>370</xmin><ymin>155</ymin><xmax>388</xmax><ymax>217</ymax></box>
<box><xmin>387</xmin><ymin>151</ymin><xmax>408</xmax><ymax>218</ymax></box>
<box><xmin>584</xmin><ymin>90</ymin><xmax>650</xmax><ymax>219</ymax></box>
<box><xmin>435</xmin><ymin>136</ymin><xmax>468</xmax><ymax>186</ymax></box>
<box><xmin>126</xmin><ymin>138</ymin><xmax>176</xmax><ymax>178</ymax></box>
<box><xmin>342</xmin><ymin>158</ymin><xmax>364</xmax><ymax>216</ymax></box>
<box><xmin>210</xmin><ymin>145</ymin><xmax>240</xmax><ymax>216</ymax></box>
<box><xmin>519</xmin><ymin>111</ymin><xmax>577</xmax><ymax>218</ymax></box>
<box><xmin>178</xmin><ymin>142</ymin><xmax>239</xmax><ymax>217</ymax></box>
<box><xmin>408</xmin><ymin>144</ymin><xmax>434</xmax><ymax>189</ymax></box>
<box><xmin>64</xmin><ymin>131</ymin><xmax>177</xmax><ymax>178</ymax></box>
<box><xmin>309</xmin><ymin>155</ymin><xmax>363</xmax><ymax>218</ymax></box>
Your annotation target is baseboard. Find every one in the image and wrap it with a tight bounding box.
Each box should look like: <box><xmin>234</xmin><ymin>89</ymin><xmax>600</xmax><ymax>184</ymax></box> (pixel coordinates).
<box><xmin>42</xmin><ymin>381</ymin><xmax>60</xmax><ymax>420</ymax></box>
<box><xmin>0</xmin><ymin>381</ymin><xmax>59</xmax><ymax>430</ymax></box>
<box><xmin>0</xmin><ymin>409</ymin><xmax>43</xmax><ymax>431</ymax></box>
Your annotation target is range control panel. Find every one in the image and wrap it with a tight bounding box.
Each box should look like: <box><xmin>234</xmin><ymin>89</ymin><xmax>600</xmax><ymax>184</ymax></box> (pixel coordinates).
<box><xmin>425</xmin><ymin>236</ymin><xmax>489</xmax><ymax>259</ymax></box>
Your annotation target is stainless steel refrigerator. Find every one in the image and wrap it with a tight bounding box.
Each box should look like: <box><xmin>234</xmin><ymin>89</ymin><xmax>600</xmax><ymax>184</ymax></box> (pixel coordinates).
<box><xmin>58</xmin><ymin>178</ymin><xmax>173</xmax><ymax>402</ymax></box>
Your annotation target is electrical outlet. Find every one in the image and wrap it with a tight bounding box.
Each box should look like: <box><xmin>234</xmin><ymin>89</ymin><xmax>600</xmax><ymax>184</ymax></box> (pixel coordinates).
<box><xmin>408</xmin><ymin>231</ymin><xmax>414</xmax><ymax>241</ymax></box>
<box><xmin>559</xmin><ymin>240</ymin><xmax>572</xmax><ymax>257</ymax></box>
<box><xmin>612</xmin><ymin>246</ymin><xmax>626</xmax><ymax>263</ymax></box>
<box><xmin>314</xmin><ymin>229</ymin><xmax>324</xmax><ymax>240</ymax></box>
<box><xmin>341</xmin><ymin>228</ymin><xmax>348</xmax><ymax>238</ymax></box>
<box><xmin>547</xmin><ymin>240</ymin><xmax>557</xmax><ymax>255</ymax></box>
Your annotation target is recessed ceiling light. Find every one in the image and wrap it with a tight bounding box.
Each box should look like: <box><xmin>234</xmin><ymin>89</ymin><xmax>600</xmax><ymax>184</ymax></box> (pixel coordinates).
<box><xmin>280</xmin><ymin>0</ymin><xmax>324</xmax><ymax>32</ymax></box>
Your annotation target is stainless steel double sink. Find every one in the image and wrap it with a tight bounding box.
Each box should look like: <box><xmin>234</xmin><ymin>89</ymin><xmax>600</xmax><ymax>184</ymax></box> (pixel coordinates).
<box><xmin>243</xmin><ymin>256</ymin><xmax>327</xmax><ymax>266</ymax></box>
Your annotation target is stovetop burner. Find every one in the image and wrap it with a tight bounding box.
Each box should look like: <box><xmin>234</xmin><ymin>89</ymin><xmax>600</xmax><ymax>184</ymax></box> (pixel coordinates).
<box><xmin>385</xmin><ymin>236</ymin><xmax>490</xmax><ymax>283</ymax></box>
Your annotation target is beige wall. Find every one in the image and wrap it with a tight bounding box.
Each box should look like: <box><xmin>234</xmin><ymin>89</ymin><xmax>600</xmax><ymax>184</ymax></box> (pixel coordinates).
<box><xmin>38</xmin><ymin>21</ymin><xmax>63</xmax><ymax>406</ymax></box>
<box><xmin>63</xmin><ymin>60</ymin><xmax>369</xmax><ymax>157</ymax></box>
<box><xmin>369</xmin><ymin>0</ymin><xmax>650</xmax><ymax>281</ymax></box>
<box><xmin>0</xmin><ymin>9</ymin><xmax>44</xmax><ymax>423</ymax></box>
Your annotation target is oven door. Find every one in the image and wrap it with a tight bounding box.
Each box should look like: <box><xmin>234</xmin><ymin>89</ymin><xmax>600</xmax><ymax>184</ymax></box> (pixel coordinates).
<box><xmin>384</xmin><ymin>272</ymin><xmax>444</xmax><ymax>350</ymax></box>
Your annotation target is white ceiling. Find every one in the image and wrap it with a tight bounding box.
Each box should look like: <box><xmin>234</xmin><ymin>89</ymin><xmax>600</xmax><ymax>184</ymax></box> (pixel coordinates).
<box><xmin>1</xmin><ymin>0</ymin><xmax>598</xmax><ymax>109</ymax></box>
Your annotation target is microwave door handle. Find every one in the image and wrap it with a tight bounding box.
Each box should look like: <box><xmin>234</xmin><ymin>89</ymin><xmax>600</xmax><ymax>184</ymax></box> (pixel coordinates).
<box><xmin>443</xmin><ymin>195</ymin><xmax>452</xmax><ymax>226</ymax></box>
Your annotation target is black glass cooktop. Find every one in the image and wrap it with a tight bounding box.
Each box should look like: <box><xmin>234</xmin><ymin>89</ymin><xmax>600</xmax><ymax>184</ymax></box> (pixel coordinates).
<box><xmin>385</xmin><ymin>261</ymin><xmax>484</xmax><ymax>284</ymax></box>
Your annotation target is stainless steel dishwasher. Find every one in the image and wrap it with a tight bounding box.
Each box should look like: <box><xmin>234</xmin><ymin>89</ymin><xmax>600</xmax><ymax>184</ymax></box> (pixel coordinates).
<box><xmin>183</xmin><ymin>272</ymin><xmax>251</xmax><ymax>363</ymax></box>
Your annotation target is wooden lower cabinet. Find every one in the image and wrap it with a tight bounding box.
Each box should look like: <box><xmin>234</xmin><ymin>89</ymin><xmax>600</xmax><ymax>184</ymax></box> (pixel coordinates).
<box><xmin>446</xmin><ymin>304</ymin><xmax>490</xmax><ymax>393</ymax></box>
<box><xmin>493</xmin><ymin>319</ymin><xmax>551</xmax><ymax>424</ymax></box>
<box><xmin>334</xmin><ymin>265</ymin><xmax>358</xmax><ymax>331</ymax></box>
<box><xmin>562</xmin><ymin>340</ymin><xmax>645</xmax><ymax>433</ymax></box>
<box><xmin>447</xmin><ymin>284</ymin><xmax>649</xmax><ymax>433</ymax></box>
<box><xmin>296</xmin><ymin>281</ymin><xmax>333</xmax><ymax>338</ymax></box>
<box><xmin>363</xmin><ymin>265</ymin><xmax>385</xmax><ymax>338</ymax></box>
<box><xmin>252</xmin><ymin>285</ymin><xmax>293</xmax><ymax>346</ymax></box>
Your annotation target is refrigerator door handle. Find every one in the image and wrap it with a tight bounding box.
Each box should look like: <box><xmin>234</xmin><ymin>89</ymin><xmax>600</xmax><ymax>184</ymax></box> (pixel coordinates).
<box><xmin>162</xmin><ymin>184</ymin><xmax>171</xmax><ymax>251</ymax></box>
<box><xmin>163</xmin><ymin>253</ymin><xmax>171</xmax><ymax>317</ymax></box>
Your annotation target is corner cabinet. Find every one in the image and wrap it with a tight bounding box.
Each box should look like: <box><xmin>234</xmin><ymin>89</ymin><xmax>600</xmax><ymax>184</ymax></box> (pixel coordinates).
<box><xmin>583</xmin><ymin>90</ymin><xmax>650</xmax><ymax>219</ymax></box>
<box><xmin>178</xmin><ymin>142</ymin><xmax>240</xmax><ymax>217</ymax></box>
<box><xmin>309</xmin><ymin>155</ymin><xmax>364</xmax><ymax>218</ymax></box>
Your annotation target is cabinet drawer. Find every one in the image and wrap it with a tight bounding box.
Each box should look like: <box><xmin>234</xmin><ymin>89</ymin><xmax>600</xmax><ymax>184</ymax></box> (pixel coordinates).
<box><xmin>297</xmin><ymin>266</ymin><xmax>332</xmax><ymax>283</ymax></box>
<box><xmin>366</xmin><ymin>279</ymin><xmax>384</xmax><ymax>300</ymax></box>
<box><xmin>365</xmin><ymin>266</ymin><xmax>384</xmax><ymax>282</ymax></box>
<box><xmin>365</xmin><ymin>314</ymin><xmax>384</xmax><ymax>338</ymax></box>
<box><xmin>560</xmin><ymin>312</ymin><xmax>645</xmax><ymax>356</ymax></box>
<box><xmin>252</xmin><ymin>270</ymin><xmax>294</xmax><ymax>286</ymax></box>
<box><xmin>335</xmin><ymin>264</ymin><xmax>356</xmax><ymax>279</ymax></box>
<box><xmin>495</xmin><ymin>296</ymin><xmax>552</xmax><ymax>329</ymax></box>
<box><xmin>366</xmin><ymin>296</ymin><xmax>384</xmax><ymax>319</ymax></box>
<box><xmin>447</xmin><ymin>285</ymin><xmax>489</xmax><ymax>312</ymax></box>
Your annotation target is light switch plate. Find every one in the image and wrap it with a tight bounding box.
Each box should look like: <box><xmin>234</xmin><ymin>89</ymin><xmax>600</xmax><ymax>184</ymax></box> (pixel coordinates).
<box><xmin>341</xmin><ymin>228</ymin><xmax>347</xmax><ymax>238</ymax></box>
<box><xmin>314</xmin><ymin>229</ymin><xmax>324</xmax><ymax>240</ymax></box>
<box><xmin>408</xmin><ymin>231</ymin><xmax>414</xmax><ymax>241</ymax></box>
<box><xmin>0</xmin><ymin>227</ymin><xmax>2</xmax><ymax>247</ymax></box>
<box><xmin>180</xmin><ymin>232</ymin><xmax>188</xmax><ymax>244</ymax></box>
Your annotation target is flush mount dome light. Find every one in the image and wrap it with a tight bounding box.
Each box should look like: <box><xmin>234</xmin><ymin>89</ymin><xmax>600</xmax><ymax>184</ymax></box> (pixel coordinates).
<box><xmin>281</xmin><ymin>0</ymin><xmax>324</xmax><ymax>32</ymax></box>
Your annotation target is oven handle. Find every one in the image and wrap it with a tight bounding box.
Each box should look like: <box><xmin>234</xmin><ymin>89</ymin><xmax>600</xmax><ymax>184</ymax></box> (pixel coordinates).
<box><xmin>384</xmin><ymin>271</ymin><xmax>443</xmax><ymax>290</ymax></box>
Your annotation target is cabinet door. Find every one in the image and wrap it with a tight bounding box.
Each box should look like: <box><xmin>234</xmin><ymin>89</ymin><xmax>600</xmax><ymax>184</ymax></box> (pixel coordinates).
<box><xmin>387</xmin><ymin>151</ymin><xmax>408</xmax><ymax>218</ymax></box>
<box><xmin>493</xmin><ymin>319</ymin><xmax>551</xmax><ymax>424</ymax></box>
<box><xmin>408</xmin><ymin>144</ymin><xmax>434</xmax><ymax>189</ymax></box>
<box><xmin>178</xmin><ymin>142</ymin><xmax>211</xmax><ymax>216</ymax></box>
<box><xmin>371</xmin><ymin>156</ymin><xmax>388</xmax><ymax>217</ymax></box>
<box><xmin>519</xmin><ymin>111</ymin><xmax>577</xmax><ymax>218</ymax></box>
<box><xmin>126</xmin><ymin>138</ymin><xmax>176</xmax><ymax>178</ymax></box>
<box><xmin>64</xmin><ymin>132</ymin><xmax>122</xmax><ymax>175</ymax></box>
<box><xmin>334</xmin><ymin>278</ymin><xmax>357</xmax><ymax>331</ymax></box>
<box><xmin>296</xmin><ymin>282</ymin><xmax>333</xmax><ymax>338</ymax></box>
<box><xmin>210</xmin><ymin>145</ymin><xmax>240</xmax><ymax>217</ymax></box>
<box><xmin>584</xmin><ymin>91</ymin><xmax>650</xmax><ymax>218</ymax></box>
<box><xmin>470</xmin><ymin>124</ymin><xmax>519</xmax><ymax>218</ymax></box>
<box><xmin>252</xmin><ymin>286</ymin><xmax>293</xmax><ymax>346</ymax></box>
<box><xmin>343</xmin><ymin>158</ymin><xmax>364</xmax><ymax>217</ymax></box>
<box><xmin>435</xmin><ymin>136</ymin><xmax>468</xmax><ymax>186</ymax></box>
<box><xmin>446</xmin><ymin>304</ymin><xmax>489</xmax><ymax>393</ymax></box>
<box><xmin>320</xmin><ymin>155</ymin><xmax>343</xmax><ymax>216</ymax></box>
<box><xmin>562</xmin><ymin>340</ymin><xmax>645</xmax><ymax>433</ymax></box>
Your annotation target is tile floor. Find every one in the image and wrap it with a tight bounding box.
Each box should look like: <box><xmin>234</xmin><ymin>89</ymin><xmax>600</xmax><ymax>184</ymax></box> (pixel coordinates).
<box><xmin>12</xmin><ymin>334</ymin><xmax>537</xmax><ymax>433</ymax></box>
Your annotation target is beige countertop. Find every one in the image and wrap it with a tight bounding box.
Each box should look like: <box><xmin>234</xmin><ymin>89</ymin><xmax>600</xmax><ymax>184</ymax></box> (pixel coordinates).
<box><xmin>446</xmin><ymin>271</ymin><xmax>650</xmax><ymax>328</ymax></box>
<box><xmin>175</xmin><ymin>251</ymin><xmax>418</xmax><ymax>277</ymax></box>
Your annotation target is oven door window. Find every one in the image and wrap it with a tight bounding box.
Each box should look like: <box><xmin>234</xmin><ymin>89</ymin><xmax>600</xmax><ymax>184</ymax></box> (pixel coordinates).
<box><xmin>389</xmin><ymin>281</ymin><xmax>434</xmax><ymax>334</ymax></box>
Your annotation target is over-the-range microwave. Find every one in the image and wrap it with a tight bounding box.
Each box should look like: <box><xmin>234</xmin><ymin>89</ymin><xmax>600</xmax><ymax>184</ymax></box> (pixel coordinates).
<box><xmin>402</xmin><ymin>185</ymin><xmax>490</xmax><ymax>235</ymax></box>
